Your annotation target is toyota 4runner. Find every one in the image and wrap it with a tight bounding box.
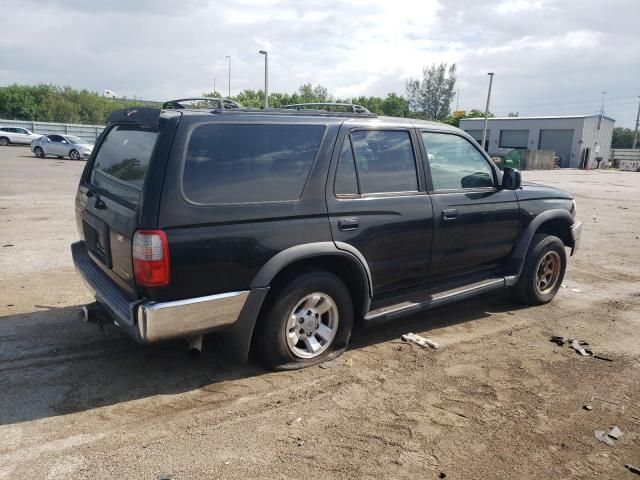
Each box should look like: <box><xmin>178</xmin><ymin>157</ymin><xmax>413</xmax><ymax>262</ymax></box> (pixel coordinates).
<box><xmin>72</xmin><ymin>100</ymin><xmax>582</xmax><ymax>370</ymax></box>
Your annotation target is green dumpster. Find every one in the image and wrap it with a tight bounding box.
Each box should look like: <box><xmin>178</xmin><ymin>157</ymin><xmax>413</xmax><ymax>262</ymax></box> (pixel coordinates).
<box><xmin>490</xmin><ymin>148</ymin><xmax>522</xmax><ymax>170</ymax></box>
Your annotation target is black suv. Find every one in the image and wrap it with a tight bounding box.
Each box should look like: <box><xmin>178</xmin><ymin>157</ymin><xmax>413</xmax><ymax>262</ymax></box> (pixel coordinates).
<box><xmin>72</xmin><ymin>100</ymin><xmax>582</xmax><ymax>370</ymax></box>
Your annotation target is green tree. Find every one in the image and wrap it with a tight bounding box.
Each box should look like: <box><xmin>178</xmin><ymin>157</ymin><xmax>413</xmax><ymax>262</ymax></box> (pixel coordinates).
<box><xmin>612</xmin><ymin>127</ymin><xmax>636</xmax><ymax>148</ymax></box>
<box><xmin>442</xmin><ymin>108</ymin><xmax>492</xmax><ymax>127</ymax></box>
<box><xmin>406</xmin><ymin>63</ymin><xmax>457</xmax><ymax>121</ymax></box>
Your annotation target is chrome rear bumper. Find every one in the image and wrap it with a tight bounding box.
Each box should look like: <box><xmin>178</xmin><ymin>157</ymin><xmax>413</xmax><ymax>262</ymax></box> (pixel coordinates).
<box><xmin>71</xmin><ymin>241</ymin><xmax>249</xmax><ymax>343</ymax></box>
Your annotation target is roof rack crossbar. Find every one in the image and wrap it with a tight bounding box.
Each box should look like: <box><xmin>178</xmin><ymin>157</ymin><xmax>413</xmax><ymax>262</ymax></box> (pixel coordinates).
<box><xmin>282</xmin><ymin>103</ymin><xmax>372</xmax><ymax>114</ymax></box>
<box><xmin>162</xmin><ymin>97</ymin><xmax>242</xmax><ymax>110</ymax></box>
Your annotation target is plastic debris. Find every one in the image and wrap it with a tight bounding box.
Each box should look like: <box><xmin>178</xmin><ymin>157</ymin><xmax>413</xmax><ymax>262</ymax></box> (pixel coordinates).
<box><xmin>608</xmin><ymin>426</ymin><xmax>623</xmax><ymax>440</ymax></box>
<box><xmin>625</xmin><ymin>464</ymin><xmax>640</xmax><ymax>476</ymax></box>
<box><xmin>570</xmin><ymin>288</ymin><xmax>582</xmax><ymax>293</ymax></box>
<box><xmin>401</xmin><ymin>333</ymin><xmax>439</xmax><ymax>350</ymax></box>
<box><xmin>594</xmin><ymin>430</ymin><xmax>614</xmax><ymax>446</ymax></box>
<box><xmin>570</xmin><ymin>339</ymin><xmax>592</xmax><ymax>356</ymax></box>
<box><xmin>583</xmin><ymin>405</ymin><xmax>593</xmax><ymax>411</ymax></box>
<box><xmin>550</xmin><ymin>335</ymin><xmax>566</xmax><ymax>346</ymax></box>
<box><xmin>287</xmin><ymin>417</ymin><xmax>302</xmax><ymax>426</ymax></box>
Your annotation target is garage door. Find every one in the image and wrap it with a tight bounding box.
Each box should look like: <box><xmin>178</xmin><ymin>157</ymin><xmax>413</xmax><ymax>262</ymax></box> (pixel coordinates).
<box><xmin>499</xmin><ymin>130</ymin><xmax>529</xmax><ymax>148</ymax></box>
<box><xmin>464</xmin><ymin>130</ymin><xmax>484</xmax><ymax>142</ymax></box>
<box><xmin>539</xmin><ymin>130</ymin><xmax>573</xmax><ymax>167</ymax></box>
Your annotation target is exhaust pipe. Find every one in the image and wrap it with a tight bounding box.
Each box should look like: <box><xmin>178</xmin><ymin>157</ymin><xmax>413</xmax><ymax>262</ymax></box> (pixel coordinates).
<box><xmin>188</xmin><ymin>335</ymin><xmax>203</xmax><ymax>358</ymax></box>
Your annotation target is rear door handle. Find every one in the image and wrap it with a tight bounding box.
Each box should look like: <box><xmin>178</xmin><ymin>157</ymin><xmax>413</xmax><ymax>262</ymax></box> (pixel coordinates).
<box><xmin>338</xmin><ymin>217</ymin><xmax>359</xmax><ymax>231</ymax></box>
<box><xmin>442</xmin><ymin>208</ymin><xmax>458</xmax><ymax>221</ymax></box>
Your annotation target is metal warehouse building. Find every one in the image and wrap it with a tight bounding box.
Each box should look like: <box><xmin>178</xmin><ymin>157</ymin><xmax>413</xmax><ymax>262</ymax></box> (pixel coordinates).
<box><xmin>459</xmin><ymin>115</ymin><xmax>615</xmax><ymax>169</ymax></box>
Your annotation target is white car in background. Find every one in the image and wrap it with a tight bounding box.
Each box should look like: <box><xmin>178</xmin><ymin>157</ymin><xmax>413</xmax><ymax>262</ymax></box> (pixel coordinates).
<box><xmin>31</xmin><ymin>134</ymin><xmax>93</xmax><ymax>160</ymax></box>
<box><xmin>0</xmin><ymin>126</ymin><xmax>42</xmax><ymax>146</ymax></box>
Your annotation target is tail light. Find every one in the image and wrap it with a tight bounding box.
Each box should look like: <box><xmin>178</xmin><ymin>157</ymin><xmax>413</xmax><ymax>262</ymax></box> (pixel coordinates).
<box><xmin>132</xmin><ymin>229</ymin><xmax>170</xmax><ymax>286</ymax></box>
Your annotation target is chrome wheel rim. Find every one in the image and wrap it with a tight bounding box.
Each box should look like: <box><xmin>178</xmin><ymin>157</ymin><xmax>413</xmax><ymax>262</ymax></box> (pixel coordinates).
<box><xmin>285</xmin><ymin>292</ymin><xmax>339</xmax><ymax>359</ymax></box>
<box><xmin>70</xmin><ymin>150</ymin><xmax>79</xmax><ymax>160</ymax></box>
<box><xmin>35</xmin><ymin>148</ymin><xmax>43</xmax><ymax>157</ymax></box>
<box><xmin>535</xmin><ymin>251</ymin><xmax>561</xmax><ymax>295</ymax></box>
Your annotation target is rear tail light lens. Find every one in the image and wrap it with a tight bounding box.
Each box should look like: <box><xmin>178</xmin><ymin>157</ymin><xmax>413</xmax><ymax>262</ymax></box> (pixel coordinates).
<box><xmin>132</xmin><ymin>229</ymin><xmax>169</xmax><ymax>286</ymax></box>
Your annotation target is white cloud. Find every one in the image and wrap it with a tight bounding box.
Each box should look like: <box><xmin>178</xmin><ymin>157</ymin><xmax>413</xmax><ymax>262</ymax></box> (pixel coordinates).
<box><xmin>0</xmin><ymin>0</ymin><xmax>638</xmax><ymax>126</ymax></box>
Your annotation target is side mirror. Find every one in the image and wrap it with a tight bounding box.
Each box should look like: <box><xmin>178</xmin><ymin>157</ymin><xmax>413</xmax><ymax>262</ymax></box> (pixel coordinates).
<box><xmin>502</xmin><ymin>167</ymin><xmax>521</xmax><ymax>190</ymax></box>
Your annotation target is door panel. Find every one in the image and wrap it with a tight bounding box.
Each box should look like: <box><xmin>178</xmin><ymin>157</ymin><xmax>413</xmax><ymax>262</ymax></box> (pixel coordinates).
<box><xmin>326</xmin><ymin>127</ymin><xmax>434</xmax><ymax>294</ymax></box>
<box><xmin>420</xmin><ymin>130</ymin><xmax>520</xmax><ymax>278</ymax></box>
<box><xmin>429</xmin><ymin>190</ymin><xmax>519</xmax><ymax>277</ymax></box>
<box><xmin>329</xmin><ymin>196</ymin><xmax>434</xmax><ymax>293</ymax></box>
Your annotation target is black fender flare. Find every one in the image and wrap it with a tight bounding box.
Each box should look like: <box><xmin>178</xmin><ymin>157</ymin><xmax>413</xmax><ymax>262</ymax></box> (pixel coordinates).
<box><xmin>222</xmin><ymin>242</ymin><xmax>373</xmax><ymax>364</ymax></box>
<box><xmin>505</xmin><ymin>209</ymin><xmax>574</xmax><ymax>286</ymax></box>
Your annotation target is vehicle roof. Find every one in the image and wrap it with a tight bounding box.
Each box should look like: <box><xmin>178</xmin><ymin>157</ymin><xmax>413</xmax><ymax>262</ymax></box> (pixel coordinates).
<box><xmin>171</xmin><ymin>109</ymin><xmax>462</xmax><ymax>132</ymax></box>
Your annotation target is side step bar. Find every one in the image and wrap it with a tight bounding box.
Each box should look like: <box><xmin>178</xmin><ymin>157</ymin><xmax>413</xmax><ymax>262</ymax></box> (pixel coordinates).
<box><xmin>364</xmin><ymin>276</ymin><xmax>506</xmax><ymax>325</ymax></box>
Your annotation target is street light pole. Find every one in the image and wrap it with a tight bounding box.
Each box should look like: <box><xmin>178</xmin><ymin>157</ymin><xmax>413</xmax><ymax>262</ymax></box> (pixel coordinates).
<box><xmin>225</xmin><ymin>55</ymin><xmax>231</xmax><ymax>97</ymax></box>
<box><xmin>481</xmin><ymin>73</ymin><xmax>494</xmax><ymax>152</ymax></box>
<box><xmin>259</xmin><ymin>50</ymin><xmax>268</xmax><ymax>108</ymax></box>
<box><xmin>632</xmin><ymin>96</ymin><xmax>640</xmax><ymax>150</ymax></box>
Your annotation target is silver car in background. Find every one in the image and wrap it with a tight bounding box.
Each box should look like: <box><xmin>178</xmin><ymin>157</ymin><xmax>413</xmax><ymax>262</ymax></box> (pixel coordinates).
<box><xmin>0</xmin><ymin>126</ymin><xmax>42</xmax><ymax>146</ymax></box>
<box><xmin>31</xmin><ymin>134</ymin><xmax>93</xmax><ymax>160</ymax></box>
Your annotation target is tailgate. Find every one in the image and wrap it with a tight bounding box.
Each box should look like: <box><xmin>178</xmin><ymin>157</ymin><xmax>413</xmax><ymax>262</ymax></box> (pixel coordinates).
<box><xmin>76</xmin><ymin>108</ymin><xmax>164</xmax><ymax>298</ymax></box>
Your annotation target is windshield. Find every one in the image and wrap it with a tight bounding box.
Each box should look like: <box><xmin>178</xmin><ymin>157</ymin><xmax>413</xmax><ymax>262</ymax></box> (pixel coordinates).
<box><xmin>88</xmin><ymin>124</ymin><xmax>158</xmax><ymax>205</ymax></box>
<box><xmin>65</xmin><ymin>135</ymin><xmax>85</xmax><ymax>144</ymax></box>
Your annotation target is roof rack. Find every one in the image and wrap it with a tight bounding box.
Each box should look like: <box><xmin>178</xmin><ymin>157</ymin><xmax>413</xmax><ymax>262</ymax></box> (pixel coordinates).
<box><xmin>162</xmin><ymin>97</ymin><xmax>242</xmax><ymax>110</ymax></box>
<box><xmin>282</xmin><ymin>103</ymin><xmax>373</xmax><ymax>114</ymax></box>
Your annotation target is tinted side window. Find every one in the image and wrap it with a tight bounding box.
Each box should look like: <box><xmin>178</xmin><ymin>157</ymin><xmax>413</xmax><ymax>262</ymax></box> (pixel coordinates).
<box><xmin>183</xmin><ymin>123</ymin><xmax>325</xmax><ymax>204</ymax></box>
<box><xmin>350</xmin><ymin>130</ymin><xmax>418</xmax><ymax>194</ymax></box>
<box><xmin>334</xmin><ymin>139</ymin><xmax>358</xmax><ymax>195</ymax></box>
<box><xmin>421</xmin><ymin>132</ymin><xmax>494</xmax><ymax>190</ymax></box>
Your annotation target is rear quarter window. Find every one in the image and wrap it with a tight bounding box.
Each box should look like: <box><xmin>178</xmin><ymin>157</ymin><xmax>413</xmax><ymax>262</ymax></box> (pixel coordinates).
<box><xmin>182</xmin><ymin>123</ymin><xmax>326</xmax><ymax>204</ymax></box>
<box><xmin>89</xmin><ymin>124</ymin><xmax>158</xmax><ymax>205</ymax></box>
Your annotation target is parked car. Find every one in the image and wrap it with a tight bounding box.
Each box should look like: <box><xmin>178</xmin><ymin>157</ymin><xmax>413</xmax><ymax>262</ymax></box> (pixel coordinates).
<box><xmin>31</xmin><ymin>134</ymin><xmax>93</xmax><ymax>160</ymax></box>
<box><xmin>0</xmin><ymin>126</ymin><xmax>42</xmax><ymax>145</ymax></box>
<box><xmin>72</xmin><ymin>102</ymin><xmax>582</xmax><ymax>370</ymax></box>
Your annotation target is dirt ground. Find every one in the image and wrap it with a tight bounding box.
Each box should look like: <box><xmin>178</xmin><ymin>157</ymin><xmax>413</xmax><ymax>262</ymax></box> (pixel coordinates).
<box><xmin>1</xmin><ymin>146</ymin><xmax>639</xmax><ymax>480</ymax></box>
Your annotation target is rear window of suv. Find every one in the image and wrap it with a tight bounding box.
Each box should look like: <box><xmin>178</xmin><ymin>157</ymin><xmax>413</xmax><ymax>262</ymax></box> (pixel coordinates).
<box><xmin>89</xmin><ymin>124</ymin><xmax>158</xmax><ymax>205</ymax></box>
<box><xmin>183</xmin><ymin>123</ymin><xmax>325</xmax><ymax>204</ymax></box>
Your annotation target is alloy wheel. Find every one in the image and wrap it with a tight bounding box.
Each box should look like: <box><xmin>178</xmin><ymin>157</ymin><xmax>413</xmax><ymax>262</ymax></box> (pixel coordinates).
<box><xmin>535</xmin><ymin>251</ymin><xmax>561</xmax><ymax>295</ymax></box>
<box><xmin>285</xmin><ymin>292</ymin><xmax>339</xmax><ymax>359</ymax></box>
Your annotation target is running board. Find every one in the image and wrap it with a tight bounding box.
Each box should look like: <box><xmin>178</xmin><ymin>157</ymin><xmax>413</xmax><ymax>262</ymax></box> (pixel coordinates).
<box><xmin>364</xmin><ymin>275</ymin><xmax>506</xmax><ymax>325</ymax></box>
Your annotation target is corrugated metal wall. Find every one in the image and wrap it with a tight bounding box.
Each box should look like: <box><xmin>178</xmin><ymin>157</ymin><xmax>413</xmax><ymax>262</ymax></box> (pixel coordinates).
<box><xmin>580</xmin><ymin>116</ymin><xmax>614</xmax><ymax>168</ymax></box>
<box><xmin>0</xmin><ymin>119</ymin><xmax>104</xmax><ymax>143</ymax></box>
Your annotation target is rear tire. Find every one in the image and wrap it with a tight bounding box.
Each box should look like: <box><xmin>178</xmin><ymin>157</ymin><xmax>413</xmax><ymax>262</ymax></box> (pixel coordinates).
<box><xmin>69</xmin><ymin>149</ymin><xmax>80</xmax><ymax>160</ymax></box>
<box><xmin>512</xmin><ymin>234</ymin><xmax>566</xmax><ymax>305</ymax></box>
<box><xmin>255</xmin><ymin>271</ymin><xmax>353</xmax><ymax>371</ymax></box>
<box><xmin>0</xmin><ymin>137</ymin><xmax>9</xmax><ymax>146</ymax></box>
<box><xmin>34</xmin><ymin>147</ymin><xmax>44</xmax><ymax>158</ymax></box>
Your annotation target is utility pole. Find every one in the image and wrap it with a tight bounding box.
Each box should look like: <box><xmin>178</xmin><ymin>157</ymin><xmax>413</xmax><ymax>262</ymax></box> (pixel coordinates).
<box><xmin>455</xmin><ymin>89</ymin><xmax>460</xmax><ymax>111</ymax></box>
<box><xmin>598</xmin><ymin>91</ymin><xmax>606</xmax><ymax>129</ymax></box>
<box><xmin>633</xmin><ymin>96</ymin><xmax>640</xmax><ymax>150</ymax></box>
<box><xmin>225</xmin><ymin>55</ymin><xmax>231</xmax><ymax>97</ymax></box>
<box><xmin>259</xmin><ymin>50</ymin><xmax>269</xmax><ymax>108</ymax></box>
<box><xmin>481</xmin><ymin>73</ymin><xmax>494</xmax><ymax>152</ymax></box>
<box><xmin>213</xmin><ymin>77</ymin><xmax>216</xmax><ymax>95</ymax></box>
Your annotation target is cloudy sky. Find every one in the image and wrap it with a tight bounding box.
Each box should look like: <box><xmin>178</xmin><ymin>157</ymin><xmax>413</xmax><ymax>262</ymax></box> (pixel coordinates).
<box><xmin>1</xmin><ymin>0</ymin><xmax>639</xmax><ymax>126</ymax></box>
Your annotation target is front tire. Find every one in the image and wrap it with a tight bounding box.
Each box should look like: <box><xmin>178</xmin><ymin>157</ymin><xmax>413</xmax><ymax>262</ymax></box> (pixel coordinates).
<box><xmin>512</xmin><ymin>234</ymin><xmax>566</xmax><ymax>305</ymax></box>
<box><xmin>34</xmin><ymin>147</ymin><xmax>45</xmax><ymax>158</ymax></box>
<box><xmin>69</xmin><ymin>149</ymin><xmax>80</xmax><ymax>160</ymax></box>
<box><xmin>0</xmin><ymin>137</ymin><xmax>9</xmax><ymax>146</ymax></box>
<box><xmin>256</xmin><ymin>271</ymin><xmax>353</xmax><ymax>371</ymax></box>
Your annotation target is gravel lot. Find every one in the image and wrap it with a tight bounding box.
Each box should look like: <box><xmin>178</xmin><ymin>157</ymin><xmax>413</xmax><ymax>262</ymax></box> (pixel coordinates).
<box><xmin>1</xmin><ymin>146</ymin><xmax>639</xmax><ymax>479</ymax></box>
